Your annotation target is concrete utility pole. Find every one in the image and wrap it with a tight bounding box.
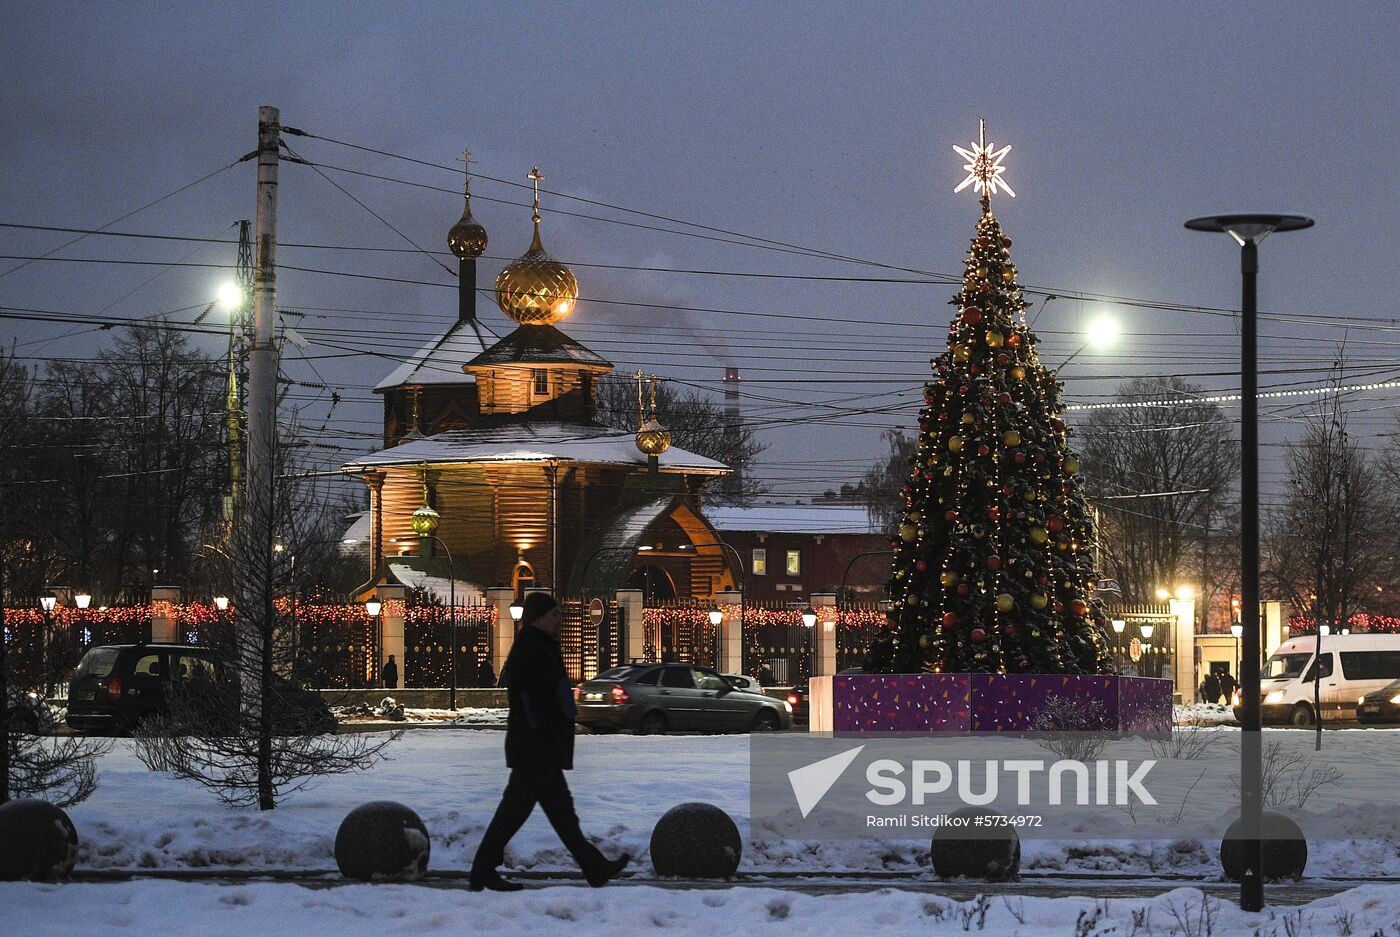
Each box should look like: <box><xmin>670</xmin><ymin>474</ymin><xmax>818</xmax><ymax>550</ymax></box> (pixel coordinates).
<box><xmin>241</xmin><ymin>106</ymin><xmax>281</xmax><ymax>714</ymax></box>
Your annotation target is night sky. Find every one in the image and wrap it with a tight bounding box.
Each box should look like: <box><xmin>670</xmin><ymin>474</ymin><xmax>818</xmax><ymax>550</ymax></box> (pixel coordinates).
<box><xmin>3</xmin><ymin>2</ymin><xmax>1397</xmax><ymax>512</ymax></box>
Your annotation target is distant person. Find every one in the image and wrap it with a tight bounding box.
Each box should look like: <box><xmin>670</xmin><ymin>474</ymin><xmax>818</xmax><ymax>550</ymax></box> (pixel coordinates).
<box><xmin>1218</xmin><ymin>670</ymin><xmax>1237</xmax><ymax>703</ymax></box>
<box><xmin>1200</xmin><ymin>672</ymin><xmax>1221</xmax><ymax>705</ymax></box>
<box><xmin>756</xmin><ymin>662</ymin><xmax>776</xmax><ymax>688</ymax></box>
<box><xmin>478</xmin><ymin>657</ymin><xmax>496</xmax><ymax>689</ymax></box>
<box><xmin>382</xmin><ymin>654</ymin><xmax>399</xmax><ymax>690</ymax></box>
<box><xmin>469</xmin><ymin>593</ymin><xmax>629</xmax><ymax>892</ymax></box>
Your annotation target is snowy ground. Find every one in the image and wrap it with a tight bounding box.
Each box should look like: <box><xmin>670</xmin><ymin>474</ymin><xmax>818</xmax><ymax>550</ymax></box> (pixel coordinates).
<box><xmin>8</xmin><ymin>729</ymin><xmax>1400</xmax><ymax>934</ymax></box>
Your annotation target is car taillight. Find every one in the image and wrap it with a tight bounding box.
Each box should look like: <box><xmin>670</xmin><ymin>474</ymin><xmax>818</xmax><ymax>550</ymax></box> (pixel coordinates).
<box><xmin>573</xmin><ymin>686</ymin><xmax>580</xmax><ymax>702</ymax></box>
<box><xmin>611</xmin><ymin>685</ymin><xmax>630</xmax><ymax>704</ymax></box>
<box><xmin>787</xmin><ymin>694</ymin><xmax>799</xmax><ymax>706</ymax></box>
<box><xmin>107</xmin><ymin>678</ymin><xmax>123</xmax><ymax>702</ymax></box>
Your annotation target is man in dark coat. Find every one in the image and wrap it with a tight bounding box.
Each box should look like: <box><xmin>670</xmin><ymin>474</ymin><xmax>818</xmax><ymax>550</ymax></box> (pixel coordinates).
<box><xmin>478</xmin><ymin>657</ymin><xmax>496</xmax><ymax>689</ymax></box>
<box><xmin>469</xmin><ymin>593</ymin><xmax>629</xmax><ymax>891</ymax></box>
<box><xmin>1218</xmin><ymin>669</ymin><xmax>1238</xmax><ymax>703</ymax></box>
<box><xmin>1200</xmin><ymin>671</ymin><xmax>1221</xmax><ymax>705</ymax></box>
<box><xmin>382</xmin><ymin>654</ymin><xmax>399</xmax><ymax>690</ymax></box>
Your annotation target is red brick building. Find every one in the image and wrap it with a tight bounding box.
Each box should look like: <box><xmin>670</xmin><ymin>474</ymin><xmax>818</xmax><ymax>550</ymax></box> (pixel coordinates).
<box><xmin>705</xmin><ymin>504</ymin><xmax>889</xmax><ymax>604</ymax></box>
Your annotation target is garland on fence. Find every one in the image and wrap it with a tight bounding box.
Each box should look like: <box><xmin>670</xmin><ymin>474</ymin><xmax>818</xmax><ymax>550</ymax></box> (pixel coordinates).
<box><xmin>1287</xmin><ymin>613</ymin><xmax>1400</xmax><ymax>635</ymax></box>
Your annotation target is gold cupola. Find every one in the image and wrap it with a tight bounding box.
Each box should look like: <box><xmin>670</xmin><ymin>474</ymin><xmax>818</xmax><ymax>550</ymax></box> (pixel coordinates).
<box><xmin>634</xmin><ymin>371</ymin><xmax>671</xmax><ymax>457</ymax></box>
<box><xmin>447</xmin><ymin>154</ymin><xmax>488</xmax><ymax>259</ymax></box>
<box><xmin>494</xmin><ymin>166</ymin><xmax>579</xmax><ymax>326</ymax></box>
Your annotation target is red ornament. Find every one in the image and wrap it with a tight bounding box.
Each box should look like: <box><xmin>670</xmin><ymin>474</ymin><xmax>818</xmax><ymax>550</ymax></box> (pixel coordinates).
<box><xmin>956</xmin><ymin>583</ymin><xmax>970</xmax><ymax>596</ymax></box>
<box><xmin>976</xmin><ymin>236</ymin><xmax>991</xmax><ymax>249</ymax></box>
<box><xmin>1050</xmin><ymin>417</ymin><xmax>1066</xmax><ymax>433</ymax></box>
<box><xmin>1002</xmin><ymin>484</ymin><xmax>1015</xmax><ymax>495</ymax></box>
<box><xmin>970</xmin><ymin>628</ymin><xmax>987</xmax><ymax>643</ymax></box>
<box><xmin>1053</xmin><ymin>601</ymin><xmax>1064</xmax><ymax>614</ymax></box>
<box><xmin>996</xmin><ymin>353</ymin><xmax>1010</xmax><ymax>366</ymax></box>
<box><xmin>959</xmin><ymin>385</ymin><xmax>970</xmax><ymax>395</ymax></box>
<box><xmin>1004</xmin><ymin>624</ymin><xmax>1017</xmax><ymax>636</ymax></box>
<box><xmin>1037</xmin><ymin>575</ymin><xmax>1049</xmax><ymax>586</ymax></box>
<box><xmin>1070</xmin><ymin>599</ymin><xmax>1089</xmax><ymax>617</ymax></box>
<box><xmin>978</xmin><ymin>283</ymin><xmax>990</xmax><ymax>293</ymax></box>
<box><xmin>1013</xmin><ymin>452</ymin><xmax>1027</xmax><ymax>464</ymax></box>
<box><xmin>915</xmin><ymin>560</ymin><xmax>928</xmax><ymax>572</ymax></box>
<box><xmin>977</xmin><ymin>444</ymin><xmax>991</xmax><ymax>457</ymax></box>
<box><xmin>969</xmin><ymin>364</ymin><xmax>981</xmax><ymax>375</ymax></box>
<box><xmin>997</xmin><ymin>391</ymin><xmax>1011</xmax><ymax>404</ymax></box>
<box><xmin>1034</xmin><ymin>452</ymin><xmax>1046</xmax><ymax>464</ymax></box>
<box><xmin>986</xmin><ymin>555</ymin><xmax>1002</xmax><ymax>570</ymax></box>
<box><xmin>1006</xmin><ymin>333</ymin><xmax>1022</xmax><ymax>347</ymax></box>
<box><xmin>938</xmin><ymin>411</ymin><xmax>950</xmax><ymax>421</ymax></box>
<box><xmin>962</xmin><ymin>306</ymin><xmax>983</xmax><ymax>324</ymax></box>
<box><xmin>987</xmin><ymin>506</ymin><xmax>1000</xmax><ymax>521</ymax></box>
<box><xmin>942</xmin><ymin>612</ymin><xmax>959</xmax><ymax>629</ymax></box>
<box><xmin>1018</xmin><ymin>658</ymin><xmax>1029</xmax><ymax>670</ymax></box>
<box><xmin>1002</xmin><ymin>237</ymin><xmax>1012</xmax><ymax>247</ymax></box>
<box><xmin>944</xmin><ymin>510</ymin><xmax>958</xmax><ymax>522</ymax></box>
<box><xmin>1046</xmin><ymin>516</ymin><xmax>1065</xmax><ymax>532</ymax></box>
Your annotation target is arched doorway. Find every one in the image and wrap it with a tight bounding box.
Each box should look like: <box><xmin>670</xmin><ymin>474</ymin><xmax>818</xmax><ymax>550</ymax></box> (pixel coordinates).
<box><xmin>513</xmin><ymin>560</ymin><xmax>536</xmax><ymax>599</ymax></box>
<box><xmin>626</xmin><ymin>563</ymin><xmax>676</xmax><ymax>601</ymax></box>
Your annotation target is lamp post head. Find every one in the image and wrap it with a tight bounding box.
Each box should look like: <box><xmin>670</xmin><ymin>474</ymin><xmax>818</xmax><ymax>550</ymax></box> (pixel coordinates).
<box><xmin>365</xmin><ymin>598</ymin><xmax>382</xmax><ymax>618</ymax></box>
<box><xmin>214</xmin><ymin>596</ymin><xmax>230</xmax><ymax>612</ymax></box>
<box><xmin>74</xmin><ymin>593</ymin><xmax>92</xmax><ymax>610</ymax></box>
<box><xmin>1230</xmin><ymin>622</ymin><xmax>1244</xmax><ymax>638</ymax></box>
<box><xmin>1185</xmin><ymin>213</ymin><xmax>1314</xmax><ymax>246</ymax></box>
<box><xmin>39</xmin><ymin>594</ymin><xmax>57</xmax><ymax>613</ymax></box>
<box><xmin>708</xmin><ymin>608</ymin><xmax>723</xmax><ymax>627</ymax></box>
<box><xmin>1111</xmin><ymin>619</ymin><xmax>1126</xmax><ymax>634</ymax></box>
<box><xmin>1139</xmin><ymin>623</ymin><xmax>1155</xmax><ymax>639</ymax></box>
<box><xmin>801</xmin><ymin>608</ymin><xmax>818</xmax><ymax>629</ymax></box>
<box><xmin>509</xmin><ymin>602</ymin><xmax>524</xmax><ymax>622</ymax></box>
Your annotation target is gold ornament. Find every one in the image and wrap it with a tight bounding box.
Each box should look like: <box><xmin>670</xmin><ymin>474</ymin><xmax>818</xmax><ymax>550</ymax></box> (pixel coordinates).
<box><xmin>995</xmin><ymin>594</ymin><xmax>1015</xmax><ymax>613</ymax></box>
<box><xmin>1029</xmin><ymin>593</ymin><xmax>1048</xmax><ymax>610</ymax></box>
<box><xmin>1065</xmin><ymin>458</ymin><xmax>1081</xmax><ymax>474</ymax></box>
<box><xmin>1029</xmin><ymin>526</ymin><xmax>1048</xmax><ymax>544</ymax></box>
<box><xmin>1002</xmin><ymin>430</ymin><xmax>1021</xmax><ymax>447</ymax></box>
<box><xmin>899</xmin><ymin>524</ymin><xmax>918</xmax><ymax>543</ymax></box>
<box><xmin>908</xmin><ymin>511</ymin><xmax>922</xmax><ymax>523</ymax></box>
<box><xmin>953</xmin><ymin>344</ymin><xmax>972</xmax><ymax>363</ymax></box>
<box><xmin>1001</xmin><ymin>268</ymin><xmax>1015</xmax><ymax>283</ymax></box>
<box><xmin>985</xmin><ymin>330</ymin><xmax>1005</xmax><ymax>348</ymax></box>
<box><xmin>940</xmin><ymin>570</ymin><xmax>959</xmax><ymax>587</ymax></box>
<box><xmin>947</xmin><ymin>436</ymin><xmax>965</xmax><ymax>452</ymax></box>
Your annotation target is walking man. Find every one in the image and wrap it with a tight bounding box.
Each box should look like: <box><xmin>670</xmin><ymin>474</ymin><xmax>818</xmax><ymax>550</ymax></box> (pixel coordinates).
<box><xmin>470</xmin><ymin>593</ymin><xmax>629</xmax><ymax>891</ymax></box>
<box><xmin>382</xmin><ymin>654</ymin><xmax>399</xmax><ymax>690</ymax></box>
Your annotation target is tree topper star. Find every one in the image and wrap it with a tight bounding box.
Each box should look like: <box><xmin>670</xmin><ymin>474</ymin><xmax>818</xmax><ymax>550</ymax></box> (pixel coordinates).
<box><xmin>953</xmin><ymin>119</ymin><xmax>1015</xmax><ymax>199</ymax></box>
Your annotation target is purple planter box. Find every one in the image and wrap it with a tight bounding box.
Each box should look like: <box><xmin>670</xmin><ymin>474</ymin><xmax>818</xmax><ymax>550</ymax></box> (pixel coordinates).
<box><xmin>809</xmin><ymin>673</ymin><xmax>1172</xmax><ymax>734</ymax></box>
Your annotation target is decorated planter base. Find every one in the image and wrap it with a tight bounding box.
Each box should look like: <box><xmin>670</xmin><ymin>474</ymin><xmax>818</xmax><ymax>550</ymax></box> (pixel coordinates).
<box><xmin>808</xmin><ymin>673</ymin><xmax>1172</xmax><ymax>734</ymax></box>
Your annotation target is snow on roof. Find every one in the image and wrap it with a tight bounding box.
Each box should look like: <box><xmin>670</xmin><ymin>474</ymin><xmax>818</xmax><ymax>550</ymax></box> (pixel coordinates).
<box><xmin>706</xmin><ymin>503</ymin><xmax>878</xmax><ymax>535</ymax></box>
<box><xmin>373</xmin><ymin>318</ymin><xmax>494</xmax><ymax>392</ymax></box>
<box><xmin>342</xmin><ymin>422</ymin><xmax>729</xmax><ymax>474</ymax></box>
<box><xmin>386</xmin><ymin>563</ymin><xmax>485</xmax><ymax>606</ymax></box>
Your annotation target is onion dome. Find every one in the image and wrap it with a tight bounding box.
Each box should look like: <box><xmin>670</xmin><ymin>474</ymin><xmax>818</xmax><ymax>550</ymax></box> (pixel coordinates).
<box><xmin>410</xmin><ymin>503</ymin><xmax>440</xmax><ymax>537</ymax></box>
<box><xmin>447</xmin><ymin>194</ymin><xmax>488</xmax><ymax>259</ymax></box>
<box><xmin>494</xmin><ymin>167</ymin><xmax>578</xmax><ymax>326</ymax></box>
<box><xmin>636</xmin><ymin>417</ymin><xmax>672</xmax><ymax>457</ymax></box>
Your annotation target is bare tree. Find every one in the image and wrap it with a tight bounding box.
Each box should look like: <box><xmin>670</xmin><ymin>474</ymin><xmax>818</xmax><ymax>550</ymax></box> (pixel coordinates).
<box><xmin>132</xmin><ymin>431</ymin><xmax>394</xmax><ymax>809</ymax></box>
<box><xmin>859</xmin><ymin>429</ymin><xmax>919</xmax><ymax>535</ymax></box>
<box><xmin>1079</xmin><ymin>378</ymin><xmax>1236</xmax><ymax>603</ymax></box>
<box><xmin>594</xmin><ymin>376</ymin><xmax>766</xmax><ymax>505</ymax></box>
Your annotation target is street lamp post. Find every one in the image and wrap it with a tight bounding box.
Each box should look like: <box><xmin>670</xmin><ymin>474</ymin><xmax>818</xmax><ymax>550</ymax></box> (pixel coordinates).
<box><xmin>801</xmin><ymin>606</ymin><xmax>817</xmax><ymax>683</ymax></box>
<box><xmin>1187</xmin><ymin>211</ymin><xmax>1314</xmax><ymax>913</ymax></box>
<box><xmin>39</xmin><ymin>593</ymin><xmax>57</xmax><ymax>696</ymax></box>
<box><xmin>74</xmin><ymin>592</ymin><xmax>91</xmax><ymax>660</ymax></box>
<box><xmin>1231</xmin><ymin>621</ymin><xmax>1243</xmax><ymax>692</ymax></box>
<box><xmin>364</xmin><ymin>597</ymin><xmax>382</xmax><ymax>688</ymax></box>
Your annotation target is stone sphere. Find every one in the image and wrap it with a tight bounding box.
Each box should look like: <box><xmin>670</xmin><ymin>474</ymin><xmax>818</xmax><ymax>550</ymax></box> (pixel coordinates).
<box><xmin>334</xmin><ymin>801</ymin><xmax>431</xmax><ymax>881</ymax></box>
<box><xmin>649</xmin><ymin>802</ymin><xmax>741</xmax><ymax>879</ymax></box>
<box><xmin>0</xmin><ymin>799</ymin><xmax>79</xmax><ymax>880</ymax></box>
<box><xmin>1220</xmin><ymin>811</ymin><xmax>1307</xmax><ymax>882</ymax></box>
<box><xmin>930</xmin><ymin>808</ymin><xmax>1021</xmax><ymax>881</ymax></box>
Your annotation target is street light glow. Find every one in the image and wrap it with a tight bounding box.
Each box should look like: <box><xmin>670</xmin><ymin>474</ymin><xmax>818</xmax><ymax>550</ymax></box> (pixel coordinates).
<box><xmin>1084</xmin><ymin>315</ymin><xmax>1118</xmax><ymax>348</ymax></box>
<box><xmin>217</xmin><ymin>281</ymin><xmax>243</xmax><ymax>309</ymax></box>
<box><xmin>74</xmin><ymin>593</ymin><xmax>92</xmax><ymax>610</ymax></box>
<box><xmin>365</xmin><ymin>598</ymin><xmax>382</xmax><ymax>618</ymax></box>
<box><xmin>708</xmin><ymin>608</ymin><xmax>723</xmax><ymax>627</ymax></box>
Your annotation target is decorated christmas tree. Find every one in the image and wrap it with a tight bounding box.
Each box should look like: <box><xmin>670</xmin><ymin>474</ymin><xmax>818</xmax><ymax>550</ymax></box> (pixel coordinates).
<box><xmin>866</xmin><ymin>122</ymin><xmax>1112</xmax><ymax>676</ymax></box>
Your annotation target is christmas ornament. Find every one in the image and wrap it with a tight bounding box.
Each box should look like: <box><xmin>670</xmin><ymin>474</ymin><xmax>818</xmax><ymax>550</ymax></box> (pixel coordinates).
<box><xmin>995</xmin><ymin>594</ymin><xmax>1014</xmax><ymax>613</ymax></box>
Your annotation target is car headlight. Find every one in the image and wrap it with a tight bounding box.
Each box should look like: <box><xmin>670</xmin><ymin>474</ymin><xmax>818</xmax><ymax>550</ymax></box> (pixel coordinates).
<box><xmin>1360</xmin><ymin>696</ymin><xmax>1368</xmax><ymax>704</ymax></box>
<box><xmin>1390</xmin><ymin>695</ymin><xmax>1400</xmax><ymax>705</ymax></box>
<box><xmin>1265</xmin><ymin>690</ymin><xmax>1284</xmax><ymax>704</ymax></box>
<box><xmin>782</xmin><ymin>701</ymin><xmax>793</xmax><ymax>713</ymax></box>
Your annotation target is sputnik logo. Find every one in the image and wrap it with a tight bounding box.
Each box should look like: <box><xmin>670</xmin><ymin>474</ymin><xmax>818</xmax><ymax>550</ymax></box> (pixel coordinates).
<box><xmin>787</xmin><ymin>745</ymin><xmax>865</xmax><ymax>818</ymax></box>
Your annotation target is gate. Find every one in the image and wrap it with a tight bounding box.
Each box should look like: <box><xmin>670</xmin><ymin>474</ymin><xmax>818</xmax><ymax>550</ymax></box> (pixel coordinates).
<box><xmin>559</xmin><ymin>598</ymin><xmax>622</xmax><ymax>683</ymax></box>
<box><xmin>404</xmin><ymin>603</ymin><xmax>495</xmax><ymax>687</ymax></box>
<box><xmin>642</xmin><ymin>601</ymin><xmax>720</xmax><ymax>672</ymax></box>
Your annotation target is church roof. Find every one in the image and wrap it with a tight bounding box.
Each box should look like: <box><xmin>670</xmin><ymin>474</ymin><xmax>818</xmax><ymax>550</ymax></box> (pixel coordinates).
<box><xmin>373</xmin><ymin>318</ymin><xmax>495</xmax><ymax>392</ymax></box>
<box><xmin>465</xmin><ymin>324</ymin><xmax>610</xmax><ymax>370</ymax></box>
<box><xmin>706</xmin><ymin>502</ymin><xmax>881</xmax><ymax>535</ymax></box>
<box><xmin>341</xmin><ymin>421</ymin><xmax>729</xmax><ymax>474</ymax></box>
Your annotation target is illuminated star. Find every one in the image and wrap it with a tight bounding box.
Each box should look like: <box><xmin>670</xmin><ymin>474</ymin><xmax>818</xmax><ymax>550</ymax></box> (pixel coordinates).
<box><xmin>953</xmin><ymin>118</ymin><xmax>1015</xmax><ymax>199</ymax></box>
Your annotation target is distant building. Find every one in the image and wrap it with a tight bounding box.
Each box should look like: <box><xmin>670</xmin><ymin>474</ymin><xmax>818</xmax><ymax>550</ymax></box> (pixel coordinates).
<box><xmin>705</xmin><ymin>503</ymin><xmax>888</xmax><ymax>604</ymax></box>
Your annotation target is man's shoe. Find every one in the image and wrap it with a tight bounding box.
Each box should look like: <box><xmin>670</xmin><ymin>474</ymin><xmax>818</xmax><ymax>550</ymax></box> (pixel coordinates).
<box><xmin>469</xmin><ymin>871</ymin><xmax>525</xmax><ymax>892</ymax></box>
<box><xmin>585</xmin><ymin>853</ymin><xmax>631</xmax><ymax>888</ymax></box>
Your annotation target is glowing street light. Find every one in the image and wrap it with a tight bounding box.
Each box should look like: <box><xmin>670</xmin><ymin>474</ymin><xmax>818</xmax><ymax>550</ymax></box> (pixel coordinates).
<box><xmin>217</xmin><ymin>282</ymin><xmax>244</xmax><ymax>310</ymax></box>
<box><xmin>364</xmin><ymin>598</ymin><xmax>382</xmax><ymax>618</ymax></box>
<box><xmin>708</xmin><ymin>607</ymin><xmax>724</xmax><ymax>628</ymax></box>
<box><xmin>509</xmin><ymin>601</ymin><xmax>524</xmax><ymax>623</ymax></box>
<box><xmin>214</xmin><ymin>596</ymin><xmax>230</xmax><ymax>612</ymax></box>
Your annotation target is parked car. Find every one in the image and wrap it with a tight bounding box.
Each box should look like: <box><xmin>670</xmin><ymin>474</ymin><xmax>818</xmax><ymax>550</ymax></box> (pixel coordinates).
<box><xmin>1357</xmin><ymin>677</ymin><xmax>1400</xmax><ymax>724</ymax></box>
<box><xmin>575</xmin><ymin>663</ymin><xmax>792</xmax><ymax>734</ymax></box>
<box><xmin>784</xmin><ymin>684</ymin><xmax>809</xmax><ymax>725</ymax></box>
<box><xmin>1233</xmin><ymin>633</ymin><xmax>1400</xmax><ymax>725</ymax></box>
<box><xmin>5</xmin><ymin>686</ymin><xmax>56</xmax><ymax>734</ymax></box>
<box><xmin>66</xmin><ymin>643</ymin><xmax>334</xmax><ymax>736</ymax></box>
<box><xmin>723</xmin><ymin>673</ymin><xmax>763</xmax><ymax>693</ymax></box>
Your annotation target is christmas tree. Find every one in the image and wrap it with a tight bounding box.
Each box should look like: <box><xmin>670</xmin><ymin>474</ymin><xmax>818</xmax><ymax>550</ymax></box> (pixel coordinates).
<box><xmin>866</xmin><ymin>123</ymin><xmax>1112</xmax><ymax>676</ymax></box>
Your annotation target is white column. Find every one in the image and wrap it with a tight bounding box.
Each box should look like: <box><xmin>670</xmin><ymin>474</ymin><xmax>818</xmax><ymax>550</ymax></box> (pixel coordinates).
<box><xmin>377</xmin><ymin>584</ymin><xmax>408</xmax><ymax>687</ymax></box>
<box><xmin>717</xmin><ymin>589</ymin><xmax>743</xmax><ymax>675</ymax></box>
<box><xmin>615</xmin><ymin>589</ymin><xmax>645</xmax><ymax>663</ymax></box>
<box><xmin>486</xmin><ymin>586</ymin><xmax>517</xmax><ymax>680</ymax></box>
<box><xmin>811</xmin><ymin>592</ymin><xmax>838</xmax><ymax>677</ymax></box>
<box><xmin>150</xmin><ymin>586</ymin><xmax>181</xmax><ymax>643</ymax></box>
<box><xmin>1169</xmin><ymin>597</ymin><xmax>1197</xmax><ymax>702</ymax></box>
<box><xmin>1262</xmin><ymin>601</ymin><xmax>1284</xmax><ymax>657</ymax></box>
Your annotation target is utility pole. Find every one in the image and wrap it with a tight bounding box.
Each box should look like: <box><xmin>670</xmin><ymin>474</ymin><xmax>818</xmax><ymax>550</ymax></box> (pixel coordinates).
<box><xmin>225</xmin><ymin>220</ymin><xmax>252</xmax><ymax>526</ymax></box>
<box><xmin>241</xmin><ymin>107</ymin><xmax>280</xmax><ymax>735</ymax></box>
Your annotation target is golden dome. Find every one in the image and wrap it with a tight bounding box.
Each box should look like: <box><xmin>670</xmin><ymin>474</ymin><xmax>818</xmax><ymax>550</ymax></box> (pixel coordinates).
<box><xmin>636</xmin><ymin>417</ymin><xmax>671</xmax><ymax>456</ymax></box>
<box><xmin>447</xmin><ymin>194</ymin><xmax>487</xmax><ymax>259</ymax></box>
<box><xmin>494</xmin><ymin>223</ymin><xmax>578</xmax><ymax>325</ymax></box>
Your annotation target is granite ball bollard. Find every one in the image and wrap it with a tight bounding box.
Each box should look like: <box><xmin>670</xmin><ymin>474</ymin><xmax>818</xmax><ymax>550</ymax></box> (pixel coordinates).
<box><xmin>649</xmin><ymin>802</ymin><xmax>742</xmax><ymax>879</ymax></box>
<box><xmin>1220</xmin><ymin>811</ymin><xmax>1307</xmax><ymax>882</ymax></box>
<box><xmin>929</xmin><ymin>807</ymin><xmax>1021</xmax><ymax>881</ymax></box>
<box><xmin>0</xmin><ymin>798</ymin><xmax>80</xmax><ymax>880</ymax></box>
<box><xmin>334</xmin><ymin>801</ymin><xmax>431</xmax><ymax>881</ymax></box>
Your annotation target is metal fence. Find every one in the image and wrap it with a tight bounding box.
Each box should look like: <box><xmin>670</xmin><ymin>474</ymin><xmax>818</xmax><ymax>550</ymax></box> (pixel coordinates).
<box><xmin>560</xmin><ymin>598</ymin><xmax>623</xmax><ymax>683</ymax></box>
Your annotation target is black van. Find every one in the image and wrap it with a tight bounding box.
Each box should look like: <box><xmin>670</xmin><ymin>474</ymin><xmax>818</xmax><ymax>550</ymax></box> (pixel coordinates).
<box><xmin>66</xmin><ymin>644</ymin><xmax>336</xmax><ymax>736</ymax></box>
<box><xmin>66</xmin><ymin>643</ymin><xmax>223</xmax><ymax>734</ymax></box>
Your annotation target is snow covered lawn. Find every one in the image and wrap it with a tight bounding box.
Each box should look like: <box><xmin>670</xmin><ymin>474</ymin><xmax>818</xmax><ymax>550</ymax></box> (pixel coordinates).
<box><xmin>5</xmin><ymin>881</ymin><xmax>1400</xmax><ymax>936</ymax></box>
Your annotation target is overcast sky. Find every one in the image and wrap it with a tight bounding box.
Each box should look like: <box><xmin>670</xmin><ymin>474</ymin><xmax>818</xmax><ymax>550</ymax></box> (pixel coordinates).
<box><xmin>2</xmin><ymin>2</ymin><xmax>1397</xmax><ymax>508</ymax></box>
